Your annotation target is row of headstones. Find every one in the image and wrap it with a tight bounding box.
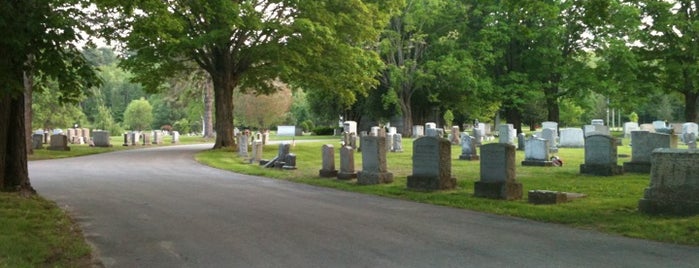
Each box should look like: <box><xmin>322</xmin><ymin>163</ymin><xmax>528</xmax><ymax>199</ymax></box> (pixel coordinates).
<box><xmin>318</xmin><ymin>134</ymin><xmax>699</xmax><ymax>214</ymax></box>
<box><xmin>237</xmin><ymin>131</ymin><xmax>297</xmax><ymax>170</ymax></box>
<box><xmin>623</xmin><ymin>121</ymin><xmax>698</xmax><ymax>145</ymax></box>
<box><xmin>122</xmin><ymin>131</ymin><xmax>178</xmax><ymax>147</ymax></box>
<box><xmin>33</xmin><ymin>130</ymin><xmax>114</xmax><ymax>151</ymax></box>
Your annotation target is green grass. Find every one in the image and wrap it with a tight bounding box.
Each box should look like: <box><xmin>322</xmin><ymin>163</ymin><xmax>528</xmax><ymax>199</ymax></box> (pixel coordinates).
<box><xmin>196</xmin><ymin>134</ymin><xmax>699</xmax><ymax>246</ymax></box>
<box><xmin>0</xmin><ymin>193</ymin><xmax>93</xmax><ymax>267</ymax></box>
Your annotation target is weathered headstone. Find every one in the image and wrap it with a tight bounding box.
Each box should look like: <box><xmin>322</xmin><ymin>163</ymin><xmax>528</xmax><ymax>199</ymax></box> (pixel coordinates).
<box><xmin>670</xmin><ymin>123</ymin><xmax>684</xmax><ymax>137</ymax></box>
<box><xmin>425</xmin><ymin>123</ymin><xmax>438</xmax><ymax>137</ymax></box>
<box><xmin>522</xmin><ymin>138</ymin><xmax>552</xmax><ymax>166</ymax></box>
<box><xmin>282</xmin><ymin>153</ymin><xmax>297</xmax><ymax>170</ymax></box>
<box><xmin>498</xmin><ymin>124</ymin><xmax>516</xmax><ymax>146</ymax></box>
<box><xmin>681</xmin><ymin>122</ymin><xmax>699</xmax><ymax>144</ymax></box>
<box><xmin>559</xmin><ymin>128</ymin><xmax>585</xmax><ymax>148</ymax></box>
<box><xmin>412</xmin><ymin>125</ymin><xmax>424</xmax><ymax>138</ymax></box>
<box><xmin>171</xmin><ymin>131</ymin><xmax>180</xmax><ymax>144</ymax></box>
<box><xmin>623</xmin><ymin>131</ymin><xmax>675</xmax><ymax>173</ymax></box>
<box><xmin>32</xmin><ymin>133</ymin><xmax>44</xmax><ymax>149</ymax></box>
<box><xmin>141</xmin><ymin>132</ymin><xmax>151</xmax><ymax>146</ymax></box>
<box><xmin>238</xmin><ymin>133</ymin><xmax>249</xmax><ymax>157</ymax></box>
<box><xmin>131</xmin><ymin>131</ymin><xmax>139</xmax><ymax>146</ymax></box>
<box><xmin>686</xmin><ymin>132</ymin><xmax>697</xmax><ymax>149</ymax></box>
<box><xmin>392</xmin><ymin>134</ymin><xmax>403</xmax><ymax>153</ymax></box>
<box><xmin>82</xmin><ymin>128</ymin><xmax>91</xmax><ymax>142</ymax></box>
<box><xmin>528</xmin><ymin>190</ymin><xmax>586</xmax><ymax>205</ymax></box>
<box><xmin>152</xmin><ymin>130</ymin><xmax>163</xmax><ymax>145</ymax></box>
<box><xmin>516</xmin><ymin>133</ymin><xmax>525</xmax><ymax>151</ymax></box>
<box><xmin>639</xmin><ymin>123</ymin><xmax>655</xmax><ymax>132</ymax></box>
<box><xmin>584</xmin><ymin>124</ymin><xmax>610</xmax><ymax>137</ymax></box>
<box><xmin>407</xmin><ymin>136</ymin><xmax>456</xmax><ymax>191</ymax></box>
<box><xmin>474</xmin><ymin>143</ymin><xmax>522</xmax><ymax>200</ymax></box>
<box><xmin>541</xmin><ymin>121</ymin><xmax>558</xmax><ymax>130</ymax></box>
<box><xmin>343</xmin><ymin>121</ymin><xmax>357</xmax><ymax>134</ymax></box>
<box><xmin>319</xmin><ymin>144</ymin><xmax>338</xmax><ymax>177</ymax></box>
<box><xmin>93</xmin><ymin>131</ymin><xmax>111</xmax><ymax>147</ymax></box>
<box><xmin>122</xmin><ymin>133</ymin><xmax>130</xmax><ymax>146</ymax></box>
<box><xmin>66</xmin><ymin>128</ymin><xmax>76</xmax><ymax>144</ymax></box>
<box><xmin>580</xmin><ymin>134</ymin><xmax>623</xmax><ymax>176</ymax></box>
<box><xmin>458</xmin><ymin>133</ymin><xmax>479</xmax><ymax>160</ymax></box>
<box><xmin>449</xmin><ymin>126</ymin><xmax>461</xmax><ymax>145</ymax></box>
<box><xmin>652</xmin><ymin>120</ymin><xmax>667</xmax><ymax>130</ymax></box>
<box><xmin>370</xmin><ymin>126</ymin><xmax>381</xmax><ymax>137</ymax></box>
<box><xmin>623</xmin><ymin>122</ymin><xmax>640</xmax><ymax>138</ymax></box>
<box><xmin>385</xmin><ymin>133</ymin><xmax>394</xmax><ymax>152</ymax></box>
<box><xmin>472</xmin><ymin>127</ymin><xmax>483</xmax><ymax>147</ymax></box>
<box><xmin>541</xmin><ymin>128</ymin><xmax>558</xmax><ymax>153</ymax></box>
<box><xmin>250</xmin><ymin>139</ymin><xmax>263</xmax><ymax>164</ymax></box>
<box><xmin>638</xmin><ymin>149</ymin><xmax>699</xmax><ymax>215</ymax></box>
<box><xmin>48</xmin><ymin>134</ymin><xmax>70</xmax><ymax>151</ymax></box>
<box><xmin>337</xmin><ymin>146</ymin><xmax>357</xmax><ymax>180</ymax></box>
<box><xmin>357</xmin><ymin>136</ymin><xmax>393</xmax><ymax>185</ymax></box>
<box><xmin>591</xmin><ymin>119</ymin><xmax>604</xmax><ymax>125</ymax></box>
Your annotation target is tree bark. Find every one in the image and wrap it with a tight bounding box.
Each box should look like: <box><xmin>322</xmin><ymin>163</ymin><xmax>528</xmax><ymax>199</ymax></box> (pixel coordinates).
<box><xmin>684</xmin><ymin>91</ymin><xmax>698</xmax><ymax>123</ymax></box>
<box><xmin>400</xmin><ymin>94</ymin><xmax>413</xmax><ymax>137</ymax></box>
<box><xmin>545</xmin><ymin>86</ymin><xmax>560</xmax><ymax>123</ymax></box>
<box><xmin>504</xmin><ymin>107</ymin><xmax>523</xmax><ymax>134</ymax></box>
<box><xmin>0</xmin><ymin>93</ymin><xmax>35</xmax><ymax>195</ymax></box>
<box><xmin>211</xmin><ymin>72</ymin><xmax>237</xmax><ymax>149</ymax></box>
<box><xmin>203</xmin><ymin>79</ymin><xmax>215</xmax><ymax>139</ymax></box>
<box><xmin>24</xmin><ymin>70</ymin><xmax>33</xmax><ymax>155</ymax></box>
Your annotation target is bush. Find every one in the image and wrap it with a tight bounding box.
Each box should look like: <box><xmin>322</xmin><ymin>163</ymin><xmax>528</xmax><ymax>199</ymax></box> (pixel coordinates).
<box><xmin>312</xmin><ymin>127</ymin><xmax>335</xmax><ymax>135</ymax></box>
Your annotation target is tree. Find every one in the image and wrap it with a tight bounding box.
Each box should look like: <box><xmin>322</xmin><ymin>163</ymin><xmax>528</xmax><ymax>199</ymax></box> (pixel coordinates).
<box><xmin>234</xmin><ymin>81</ymin><xmax>293</xmax><ymax>129</ymax></box>
<box><xmin>32</xmin><ymin>81</ymin><xmax>89</xmax><ymax>130</ymax></box>
<box><xmin>99</xmin><ymin>0</ymin><xmax>400</xmax><ymax>149</ymax></box>
<box><xmin>1</xmin><ymin>0</ymin><xmax>99</xmax><ymax>193</ymax></box>
<box><xmin>123</xmin><ymin>98</ymin><xmax>153</xmax><ymax>131</ymax></box>
<box><xmin>633</xmin><ymin>0</ymin><xmax>699</xmax><ymax>122</ymax></box>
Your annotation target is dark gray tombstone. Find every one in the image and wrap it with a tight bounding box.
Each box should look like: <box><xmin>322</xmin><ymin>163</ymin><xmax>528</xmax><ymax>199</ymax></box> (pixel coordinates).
<box><xmin>580</xmin><ymin>134</ymin><xmax>623</xmax><ymax>176</ymax></box>
<box><xmin>122</xmin><ymin>133</ymin><xmax>130</xmax><ymax>146</ymax></box>
<box><xmin>238</xmin><ymin>134</ymin><xmax>249</xmax><ymax>157</ymax></box>
<box><xmin>639</xmin><ymin>149</ymin><xmax>699</xmax><ymax>215</ymax></box>
<box><xmin>407</xmin><ymin>136</ymin><xmax>456</xmax><ymax>191</ymax></box>
<box><xmin>517</xmin><ymin>133</ymin><xmax>526</xmax><ymax>151</ymax></box>
<box><xmin>474</xmin><ymin>143</ymin><xmax>522</xmax><ymax>200</ymax></box>
<box><xmin>391</xmin><ymin>133</ymin><xmax>403</xmax><ymax>153</ymax></box>
<box><xmin>282</xmin><ymin>153</ymin><xmax>297</xmax><ymax>170</ymax></box>
<box><xmin>32</xmin><ymin>133</ymin><xmax>44</xmax><ymax>149</ymax></box>
<box><xmin>48</xmin><ymin>134</ymin><xmax>70</xmax><ymax>151</ymax></box>
<box><xmin>337</xmin><ymin>146</ymin><xmax>357</xmax><ymax>180</ymax></box>
<box><xmin>141</xmin><ymin>132</ymin><xmax>151</xmax><ymax>146</ymax></box>
<box><xmin>319</xmin><ymin>144</ymin><xmax>338</xmax><ymax>177</ymax></box>
<box><xmin>357</xmin><ymin>136</ymin><xmax>393</xmax><ymax>185</ymax></box>
<box><xmin>93</xmin><ymin>131</ymin><xmax>112</xmax><ymax>147</ymax></box>
<box><xmin>623</xmin><ymin>131</ymin><xmax>675</xmax><ymax>173</ymax></box>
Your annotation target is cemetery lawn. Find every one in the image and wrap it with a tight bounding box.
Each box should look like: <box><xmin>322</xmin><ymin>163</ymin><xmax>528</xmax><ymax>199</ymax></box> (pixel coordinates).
<box><xmin>0</xmin><ymin>192</ymin><xmax>93</xmax><ymax>267</ymax></box>
<box><xmin>197</xmin><ymin>136</ymin><xmax>699</xmax><ymax>246</ymax></box>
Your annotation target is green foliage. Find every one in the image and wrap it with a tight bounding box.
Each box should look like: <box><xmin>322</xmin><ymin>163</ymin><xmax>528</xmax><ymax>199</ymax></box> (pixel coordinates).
<box><xmin>559</xmin><ymin>99</ymin><xmax>585</xmax><ymax>127</ymax></box>
<box><xmin>123</xmin><ymin>98</ymin><xmax>153</xmax><ymax>131</ymax></box>
<box><xmin>312</xmin><ymin>127</ymin><xmax>335</xmax><ymax>136</ymax></box>
<box><xmin>93</xmin><ymin>105</ymin><xmax>124</xmax><ymax>135</ymax></box>
<box><xmin>443</xmin><ymin>109</ymin><xmax>454</xmax><ymax>128</ymax></box>
<box><xmin>629</xmin><ymin>112</ymin><xmax>639</xmax><ymax>123</ymax></box>
<box><xmin>173</xmin><ymin>118</ymin><xmax>192</xmax><ymax>134</ymax></box>
<box><xmin>32</xmin><ymin>80</ymin><xmax>88</xmax><ymax>130</ymax></box>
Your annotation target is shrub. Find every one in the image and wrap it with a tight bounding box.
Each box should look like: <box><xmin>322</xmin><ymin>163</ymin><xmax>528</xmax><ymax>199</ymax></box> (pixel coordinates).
<box><xmin>312</xmin><ymin>126</ymin><xmax>335</xmax><ymax>135</ymax></box>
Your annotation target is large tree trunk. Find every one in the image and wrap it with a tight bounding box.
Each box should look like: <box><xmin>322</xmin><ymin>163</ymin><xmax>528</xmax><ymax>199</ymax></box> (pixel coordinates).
<box><xmin>545</xmin><ymin>86</ymin><xmax>560</xmax><ymax>123</ymax></box>
<box><xmin>504</xmin><ymin>107</ymin><xmax>523</xmax><ymax>134</ymax></box>
<box><xmin>0</xmin><ymin>93</ymin><xmax>35</xmax><ymax>195</ymax></box>
<box><xmin>203</xmin><ymin>79</ymin><xmax>214</xmax><ymax>139</ymax></box>
<box><xmin>211</xmin><ymin>72</ymin><xmax>237</xmax><ymax>149</ymax></box>
<box><xmin>400</xmin><ymin>94</ymin><xmax>413</xmax><ymax>137</ymax></box>
<box><xmin>684</xmin><ymin>91</ymin><xmax>698</xmax><ymax>123</ymax></box>
<box><xmin>24</xmin><ymin>70</ymin><xmax>33</xmax><ymax>155</ymax></box>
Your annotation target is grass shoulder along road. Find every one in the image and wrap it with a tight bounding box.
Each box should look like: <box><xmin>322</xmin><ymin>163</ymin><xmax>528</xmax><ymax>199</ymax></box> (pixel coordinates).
<box><xmin>196</xmin><ymin>135</ymin><xmax>699</xmax><ymax>246</ymax></box>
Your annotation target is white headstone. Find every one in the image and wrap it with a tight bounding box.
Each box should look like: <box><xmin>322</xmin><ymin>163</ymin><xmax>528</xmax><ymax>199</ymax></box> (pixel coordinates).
<box><xmin>559</xmin><ymin>128</ymin><xmax>585</xmax><ymax>148</ymax></box>
<box><xmin>623</xmin><ymin>122</ymin><xmax>640</xmax><ymax>138</ymax></box>
<box><xmin>591</xmin><ymin>119</ymin><xmax>604</xmax><ymax>126</ymax></box>
<box><xmin>343</xmin><ymin>121</ymin><xmax>357</xmax><ymax>134</ymax></box>
<box><xmin>682</xmin><ymin>122</ymin><xmax>699</xmax><ymax>144</ymax></box>
<box><xmin>524</xmin><ymin>138</ymin><xmax>550</xmax><ymax>161</ymax></box>
<box><xmin>541</xmin><ymin>128</ymin><xmax>558</xmax><ymax>152</ymax></box>
<box><xmin>541</xmin><ymin>121</ymin><xmax>558</xmax><ymax>130</ymax></box>
<box><xmin>652</xmin><ymin>120</ymin><xmax>667</xmax><ymax>130</ymax></box>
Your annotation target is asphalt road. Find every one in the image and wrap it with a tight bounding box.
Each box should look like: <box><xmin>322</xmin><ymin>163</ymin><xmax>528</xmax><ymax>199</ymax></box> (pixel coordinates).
<box><xmin>30</xmin><ymin>144</ymin><xmax>699</xmax><ymax>267</ymax></box>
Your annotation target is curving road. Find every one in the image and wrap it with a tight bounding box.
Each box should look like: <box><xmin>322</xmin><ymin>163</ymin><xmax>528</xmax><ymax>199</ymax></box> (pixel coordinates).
<box><xmin>30</xmin><ymin>144</ymin><xmax>698</xmax><ymax>267</ymax></box>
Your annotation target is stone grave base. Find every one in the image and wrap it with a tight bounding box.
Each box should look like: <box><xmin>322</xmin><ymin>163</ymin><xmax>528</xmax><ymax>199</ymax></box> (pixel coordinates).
<box><xmin>47</xmin><ymin>146</ymin><xmax>70</xmax><ymax>151</ymax></box>
<box><xmin>357</xmin><ymin>171</ymin><xmax>393</xmax><ymax>185</ymax></box>
<box><xmin>622</xmin><ymin>161</ymin><xmax>651</xmax><ymax>173</ymax></box>
<box><xmin>318</xmin><ymin>169</ymin><xmax>338</xmax><ymax>178</ymax></box>
<box><xmin>639</xmin><ymin>187</ymin><xmax>699</xmax><ymax>216</ymax></box>
<box><xmin>474</xmin><ymin>181</ymin><xmax>522</xmax><ymax>200</ymax></box>
<box><xmin>579</xmin><ymin>164</ymin><xmax>623</xmax><ymax>176</ymax></box>
<box><xmin>521</xmin><ymin>160</ymin><xmax>553</xmax><ymax>167</ymax></box>
<box><xmin>458</xmin><ymin>154</ymin><xmax>479</xmax><ymax>160</ymax></box>
<box><xmin>337</xmin><ymin>172</ymin><xmax>357</xmax><ymax>180</ymax></box>
<box><xmin>407</xmin><ymin>175</ymin><xmax>456</xmax><ymax>191</ymax></box>
<box><xmin>528</xmin><ymin>190</ymin><xmax>586</xmax><ymax>205</ymax></box>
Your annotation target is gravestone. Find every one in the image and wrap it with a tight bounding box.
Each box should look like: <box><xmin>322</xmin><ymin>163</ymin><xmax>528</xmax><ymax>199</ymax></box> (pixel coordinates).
<box><xmin>392</xmin><ymin>134</ymin><xmax>403</xmax><ymax>153</ymax></box>
<box><xmin>349</xmin><ymin>132</ymin><xmax>358</xmax><ymax>149</ymax></box>
<box><xmin>152</xmin><ymin>130</ymin><xmax>163</xmax><ymax>145</ymax></box>
<box><xmin>319</xmin><ymin>144</ymin><xmax>338</xmax><ymax>177</ymax></box>
<box><xmin>670</xmin><ymin>123</ymin><xmax>684</xmax><ymax>136</ymax></box>
<box><xmin>337</xmin><ymin>146</ymin><xmax>357</xmax><ymax>180</ymax></box>
<box><xmin>517</xmin><ymin>133</ymin><xmax>526</xmax><ymax>151</ymax></box>
<box><xmin>541</xmin><ymin>121</ymin><xmax>558</xmax><ymax>130</ymax></box>
<box><xmin>449</xmin><ymin>126</ymin><xmax>461</xmax><ymax>145</ymax></box>
<box><xmin>82</xmin><ymin>128</ymin><xmax>91</xmax><ymax>142</ymax></box>
<box><xmin>93</xmin><ymin>131</ymin><xmax>111</xmax><ymax>147</ymax></box>
<box><xmin>122</xmin><ymin>133</ymin><xmax>130</xmax><ymax>146</ymax></box>
<box><xmin>250</xmin><ymin>140</ymin><xmax>263</xmax><ymax>164</ymax></box>
<box><xmin>681</xmin><ymin>122</ymin><xmax>698</xmax><ymax>144</ymax></box>
<box><xmin>66</xmin><ymin>128</ymin><xmax>75</xmax><ymax>144</ymax></box>
<box><xmin>385</xmin><ymin>133</ymin><xmax>394</xmax><ymax>152</ymax></box>
<box><xmin>282</xmin><ymin>153</ymin><xmax>297</xmax><ymax>170</ymax></box>
<box><xmin>623</xmin><ymin>122</ymin><xmax>640</xmax><ymax>138</ymax></box>
<box><xmin>388</xmin><ymin>127</ymin><xmax>397</xmax><ymax>135</ymax></box>
<box><xmin>584</xmin><ymin>124</ymin><xmax>610</xmax><ymax>137</ymax></box>
<box><xmin>639</xmin><ymin>124</ymin><xmax>655</xmax><ymax>132</ymax></box>
<box><xmin>591</xmin><ymin>119</ymin><xmax>604</xmax><ymax>125</ymax></box>
<box><xmin>343</xmin><ymin>121</ymin><xmax>357</xmax><ymax>134</ymax></box>
<box><xmin>131</xmin><ymin>131</ymin><xmax>139</xmax><ymax>146</ymax></box>
<box><xmin>623</xmin><ymin>131</ymin><xmax>675</xmax><ymax>173</ymax></box>
<box><xmin>32</xmin><ymin>133</ymin><xmax>44</xmax><ymax>149</ymax></box>
<box><xmin>638</xmin><ymin>149</ymin><xmax>699</xmax><ymax>215</ymax></box>
<box><xmin>48</xmin><ymin>134</ymin><xmax>70</xmax><ymax>151</ymax></box>
<box><xmin>559</xmin><ymin>128</ymin><xmax>585</xmax><ymax>148</ymax></box>
<box><xmin>370</xmin><ymin>126</ymin><xmax>381</xmax><ymax>137</ymax></box>
<box><xmin>472</xmin><ymin>127</ymin><xmax>483</xmax><ymax>147</ymax></box>
<box><xmin>652</xmin><ymin>120</ymin><xmax>667</xmax><ymax>130</ymax></box>
<box><xmin>686</xmin><ymin>132</ymin><xmax>697</xmax><ymax>149</ymax></box>
<box><xmin>263</xmin><ymin>142</ymin><xmax>291</xmax><ymax>168</ymax></box>
<box><xmin>141</xmin><ymin>132</ymin><xmax>151</xmax><ymax>146</ymax></box>
<box><xmin>238</xmin><ymin>133</ymin><xmax>249</xmax><ymax>157</ymax></box>
<box><xmin>425</xmin><ymin>124</ymin><xmax>438</xmax><ymax>137</ymax></box>
<box><xmin>521</xmin><ymin>138</ymin><xmax>552</xmax><ymax>166</ymax></box>
<box><xmin>425</xmin><ymin>122</ymin><xmax>437</xmax><ymax>129</ymax></box>
<box><xmin>474</xmin><ymin>143</ymin><xmax>522</xmax><ymax>200</ymax></box>
<box><xmin>458</xmin><ymin>133</ymin><xmax>479</xmax><ymax>160</ymax></box>
<box><xmin>357</xmin><ymin>136</ymin><xmax>393</xmax><ymax>185</ymax></box>
<box><xmin>412</xmin><ymin>125</ymin><xmax>424</xmax><ymax>138</ymax></box>
<box><xmin>541</xmin><ymin>128</ymin><xmax>558</xmax><ymax>153</ymax></box>
<box><xmin>580</xmin><ymin>134</ymin><xmax>623</xmax><ymax>176</ymax></box>
<box><xmin>171</xmin><ymin>131</ymin><xmax>180</xmax><ymax>144</ymax></box>
<box><xmin>482</xmin><ymin>123</ymin><xmax>493</xmax><ymax>139</ymax></box>
<box><xmin>407</xmin><ymin>136</ymin><xmax>456</xmax><ymax>191</ymax></box>
<box><xmin>498</xmin><ymin>124</ymin><xmax>516</xmax><ymax>146</ymax></box>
